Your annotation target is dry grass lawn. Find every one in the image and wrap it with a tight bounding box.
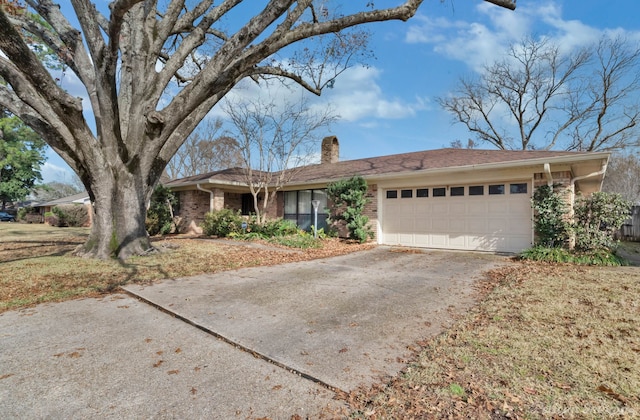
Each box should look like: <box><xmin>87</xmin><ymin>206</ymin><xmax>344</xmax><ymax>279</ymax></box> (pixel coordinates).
<box><xmin>0</xmin><ymin>223</ymin><xmax>372</xmax><ymax>313</ymax></box>
<box><xmin>2</xmin><ymin>223</ymin><xmax>638</xmax><ymax>418</ymax></box>
<box><xmin>341</xmin><ymin>261</ymin><xmax>640</xmax><ymax>419</ymax></box>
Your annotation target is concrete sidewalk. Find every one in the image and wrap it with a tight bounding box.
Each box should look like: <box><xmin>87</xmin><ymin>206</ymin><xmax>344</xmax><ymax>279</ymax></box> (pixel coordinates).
<box><xmin>0</xmin><ymin>295</ymin><xmax>337</xmax><ymax>419</ymax></box>
<box><xmin>0</xmin><ymin>247</ymin><xmax>508</xmax><ymax>419</ymax></box>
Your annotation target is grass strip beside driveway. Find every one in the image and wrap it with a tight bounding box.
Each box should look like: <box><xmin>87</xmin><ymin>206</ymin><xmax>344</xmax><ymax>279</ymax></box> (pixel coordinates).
<box><xmin>342</xmin><ymin>262</ymin><xmax>640</xmax><ymax>418</ymax></box>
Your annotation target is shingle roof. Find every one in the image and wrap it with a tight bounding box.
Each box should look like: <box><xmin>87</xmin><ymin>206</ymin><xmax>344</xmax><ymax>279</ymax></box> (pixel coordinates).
<box><xmin>166</xmin><ymin>148</ymin><xmax>603</xmax><ymax>187</ymax></box>
<box><xmin>36</xmin><ymin>192</ymin><xmax>90</xmax><ymax>207</ymax></box>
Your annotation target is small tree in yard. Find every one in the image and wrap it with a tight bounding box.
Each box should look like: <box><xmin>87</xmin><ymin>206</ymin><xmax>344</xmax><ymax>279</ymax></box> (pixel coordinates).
<box><xmin>224</xmin><ymin>93</ymin><xmax>337</xmax><ymax>225</ymax></box>
<box><xmin>326</xmin><ymin>176</ymin><xmax>373</xmax><ymax>243</ymax></box>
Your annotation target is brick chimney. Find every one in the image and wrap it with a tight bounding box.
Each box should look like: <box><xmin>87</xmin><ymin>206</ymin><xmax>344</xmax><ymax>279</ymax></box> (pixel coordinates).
<box><xmin>321</xmin><ymin>136</ymin><xmax>339</xmax><ymax>164</ymax></box>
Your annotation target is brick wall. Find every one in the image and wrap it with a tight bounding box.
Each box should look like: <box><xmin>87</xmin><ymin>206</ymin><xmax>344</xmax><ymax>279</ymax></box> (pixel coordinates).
<box><xmin>176</xmin><ymin>190</ymin><xmax>210</xmax><ymax>233</ymax></box>
<box><xmin>364</xmin><ymin>183</ymin><xmax>378</xmax><ymax>239</ymax></box>
<box><xmin>176</xmin><ymin>189</ymin><xmax>283</xmax><ymax>233</ymax></box>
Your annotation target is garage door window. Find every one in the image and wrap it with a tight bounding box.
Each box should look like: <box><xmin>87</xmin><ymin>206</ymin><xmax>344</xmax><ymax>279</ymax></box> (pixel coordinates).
<box><xmin>489</xmin><ymin>184</ymin><xmax>505</xmax><ymax>195</ymax></box>
<box><xmin>510</xmin><ymin>183</ymin><xmax>528</xmax><ymax>194</ymax></box>
<box><xmin>450</xmin><ymin>186</ymin><xmax>464</xmax><ymax>196</ymax></box>
<box><xmin>386</xmin><ymin>190</ymin><xmax>398</xmax><ymax>199</ymax></box>
<box><xmin>417</xmin><ymin>188</ymin><xmax>429</xmax><ymax>197</ymax></box>
<box><xmin>469</xmin><ymin>186</ymin><xmax>484</xmax><ymax>196</ymax></box>
<box><xmin>433</xmin><ymin>187</ymin><xmax>446</xmax><ymax>197</ymax></box>
<box><xmin>401</xmin><ymin>189</ymin><xmax>413</xmax><ymax>198</ymax></box>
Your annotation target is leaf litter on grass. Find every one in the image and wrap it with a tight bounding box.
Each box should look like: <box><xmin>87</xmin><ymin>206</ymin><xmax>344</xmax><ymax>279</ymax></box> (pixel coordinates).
<box><xmin>0</xmin><ymin>231</ymin><xmax>373</xmax><ymax>313</ymax></box>
<box><xmin>335</xmin><ymin>261</ymin><xmax>640</xmax><ymax>419</ymax></box>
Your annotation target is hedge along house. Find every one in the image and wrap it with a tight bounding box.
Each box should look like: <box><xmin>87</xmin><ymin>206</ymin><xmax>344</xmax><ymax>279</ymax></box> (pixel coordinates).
<box><xmin>166</xmin><ymin>137</ymin><xmax>609</xmax><ymax>253</ymax></box>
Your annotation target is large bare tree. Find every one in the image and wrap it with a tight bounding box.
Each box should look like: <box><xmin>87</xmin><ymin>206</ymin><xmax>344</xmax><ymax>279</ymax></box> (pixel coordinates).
<box><xmin>223</xmin><ymin>92</ymin><xmax>337</xmax><ymax>224</ymax></box>
<box><xmin>438</xmin><ymin>36</ymin><xmax>640</xmax><ymax>152</ymax></box>
<box><xmin>0</xmin><ymin>0</ymin><xmax>513</xmax><ymax>258</ymax></box>
<box><xmin>165</xmin><ymin>119</ymin><xmax>243</xmax><ymax>180</ymax></box>
<box><xmin>602</xmin><ymin>152</ymin><xmax>640</xmax><ymax>204</ymax></box>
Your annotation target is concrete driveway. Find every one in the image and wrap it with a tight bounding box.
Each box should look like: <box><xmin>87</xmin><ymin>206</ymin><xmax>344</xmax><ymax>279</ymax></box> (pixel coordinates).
<box><xmin>0</xmin><ymin>247</ymin><xmax>508</xmax><ymax>419</ymax></box>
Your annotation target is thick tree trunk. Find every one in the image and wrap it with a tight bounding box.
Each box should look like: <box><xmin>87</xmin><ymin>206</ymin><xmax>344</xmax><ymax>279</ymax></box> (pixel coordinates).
<box><xmin>76</xmin><ymin>167</ymin><xmax>154</xmax><ymax>260</ymax></box>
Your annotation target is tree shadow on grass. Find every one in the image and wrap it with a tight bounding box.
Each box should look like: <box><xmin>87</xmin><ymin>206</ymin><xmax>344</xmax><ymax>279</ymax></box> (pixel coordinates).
<box><xmin>0</xmin><ymin>240</ymin><xmax>83</xmax><ymax>264</ymax></box>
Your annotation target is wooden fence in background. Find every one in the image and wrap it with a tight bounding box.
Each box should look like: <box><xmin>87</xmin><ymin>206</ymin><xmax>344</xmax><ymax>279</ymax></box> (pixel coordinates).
<box><xmin>619</xmin><ymin>206</ymin><xmax>640</xmax><ymax>241</ymax></box>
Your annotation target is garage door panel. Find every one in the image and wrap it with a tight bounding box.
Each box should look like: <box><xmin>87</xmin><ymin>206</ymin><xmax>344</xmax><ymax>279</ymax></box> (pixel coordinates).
<box><xmin>382</xmin><ymin>183</ymin><xmax>532</xmax><ymax>253</ymax></box>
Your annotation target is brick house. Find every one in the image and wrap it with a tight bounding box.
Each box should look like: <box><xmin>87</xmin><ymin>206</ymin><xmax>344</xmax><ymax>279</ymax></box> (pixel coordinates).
<box><xmin>166</xmin><ymin>137</ymin><xmax>609</xmax><ymax>253</ymax></box>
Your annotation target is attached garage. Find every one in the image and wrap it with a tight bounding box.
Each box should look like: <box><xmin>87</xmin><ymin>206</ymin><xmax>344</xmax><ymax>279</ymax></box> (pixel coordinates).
<box><xmin>381</xmin><ymin>181</ymin><xmax>533</xmax><ymax>253</ymax></box>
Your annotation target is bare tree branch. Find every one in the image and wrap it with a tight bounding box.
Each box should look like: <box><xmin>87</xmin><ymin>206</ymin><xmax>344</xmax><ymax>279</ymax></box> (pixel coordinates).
<box><xmin>439</xmin><ymin>36</ymin><xmax>639</xmax><ymax>151</ymax></box>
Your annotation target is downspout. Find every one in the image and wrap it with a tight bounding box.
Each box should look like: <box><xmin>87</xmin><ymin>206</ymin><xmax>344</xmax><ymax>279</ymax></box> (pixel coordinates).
<box><xmin>569</xmin><ymin>160</ymin><xmax>608</xmax><ymax>210</ymax></box>
<box><xmin>570</xmin><ymin>161</ymin><xmax>608</xmax><ymax>191</ymax></box>
<box><xmin>567</xmin><ymin>160</ymin><xmax>608</xmax><ymax>249</ymax></box>
<box><xmin>196</xmin><ymin>183</ymin><xmax>214</xmax><ymax>213</ymax></box>
<box><xmin>543</xmin><ymin>163</ymin><xmax>553</xmax><ymax>187</ymax></box>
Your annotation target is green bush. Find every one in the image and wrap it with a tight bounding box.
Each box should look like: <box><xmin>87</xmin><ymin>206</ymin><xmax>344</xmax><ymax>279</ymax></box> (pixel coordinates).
<box><xmin>326</xmin><ymin>175</ymin><xmax>374</xmax><ymax>243</ymax></box>
<box><xmin>146</xmin><ymin>185</ymin><xmax>179</xmax><ymax>236</ymax></box>
<box><xmin>520</xmin><ymin>246</ymin><xmax>626</xmax><ymax>266</ymax></box>
<box><xmin>531</xmin><ymin>185</ymin><xmax>571</xmax><ymax>248</ymax></box>
<box><xmin>267</xmin><ymin>231</ymin><xmax>322</xmax><ymax>249</ymax></box>
<box><xmin>573</xmin><ymin>192</ymin><xmax>632</xmax><ymax>252</ymax></box>
<box><xmin>201</xmin><ymin>208</ymin><xmax>244</xmax><ymax>237</ymax></box>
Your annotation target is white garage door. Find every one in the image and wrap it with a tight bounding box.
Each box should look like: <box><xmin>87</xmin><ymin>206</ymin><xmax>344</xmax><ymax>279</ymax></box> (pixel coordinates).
<box><xmin>381</xmin><ymin>182</ymin><xmax>532</xmax><ymax>253</ymax></box>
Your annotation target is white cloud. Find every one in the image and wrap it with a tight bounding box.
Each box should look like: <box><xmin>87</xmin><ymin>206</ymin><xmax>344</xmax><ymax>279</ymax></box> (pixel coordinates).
<box><xmin>405</xmin><ymin>1</ymin><xmax>640</xmax><ymax>73</ymax></box>
<box><xmin>317</xmin><ymin>65</ymin><xmax>430</xmax><ymax>122</ymax></box>
<box><xmin>206</xmin><ymin>64</ymin><xmax>430</xmax><ymax>126</ymax></box>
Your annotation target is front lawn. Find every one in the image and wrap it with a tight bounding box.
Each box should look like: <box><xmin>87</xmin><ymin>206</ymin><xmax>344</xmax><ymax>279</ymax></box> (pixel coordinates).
<box><xmin>341</xmin><ymin>261</ymin><xmax>640</xmax><ymax>418</ymax></box>
<box><xmin>2</xmin><ymin>223</ymin><xmax>638</xmax><ymax>418</ymax></box>
<box><xmin>0</xmin><ymin>224</ymin><xmax>372</xmax><ymax>313</ymax></box>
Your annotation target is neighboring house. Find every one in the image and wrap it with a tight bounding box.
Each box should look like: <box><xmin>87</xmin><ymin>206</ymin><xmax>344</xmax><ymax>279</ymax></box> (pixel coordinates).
<box><xmin>166</xmin><ymin>137</ymin><xmax>609</xmax><ymax>254</ymax></box>
<box><xmin>32</xmin><ymin>192</ymin><xmax>92</xmax><ymax>225</ymax></box>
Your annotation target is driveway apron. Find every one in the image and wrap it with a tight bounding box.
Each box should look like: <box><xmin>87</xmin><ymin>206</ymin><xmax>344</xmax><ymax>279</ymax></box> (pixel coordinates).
<box><xmin>123</xmin><ymin>247</ymin><xmax>507</xmax><ymax>392</ymax></box>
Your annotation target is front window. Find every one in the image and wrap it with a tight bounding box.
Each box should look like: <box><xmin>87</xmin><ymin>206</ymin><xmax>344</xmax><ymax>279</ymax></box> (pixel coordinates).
<box><xmin>284</xmin><ymin>189</ymin><xmax>328</xmax><ymax>231</ymax></box>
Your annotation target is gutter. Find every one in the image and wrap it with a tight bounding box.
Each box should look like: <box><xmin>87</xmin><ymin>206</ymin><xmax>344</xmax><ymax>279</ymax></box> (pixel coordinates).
<box><xmin>196</xmin><ymin>183</ymin><xmax>214</xmax><ymax>213</ymax></box>
<box><xmin>282</xmin><ymin>152</ymin><xmax>611</xmax><ymax>188</ymax></box>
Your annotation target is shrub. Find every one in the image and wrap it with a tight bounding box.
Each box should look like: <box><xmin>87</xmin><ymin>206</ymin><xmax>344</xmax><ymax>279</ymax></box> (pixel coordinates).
<box><xmin>45</xmin><ymin>205</ymin><xmax>89</xmax><ymax>227</ymax></box>
<box><xmin>573</xmin><ymin>192</ymin><xmax>632</xmax><ymax>252</ymax></box>
<box><xmin>326</xmin><ymin>175</ymin><xmax>374</xmax><ymax>243</ymax></box>
<box><xmin>201</xmin><ymin>208</ymin><xmax>244</xmax><ymax>237</ymax></box>
<box><xmin>267</xmin><ymin>231</ymin><xmax>322</xmax><ymax>249</ymax></box>
<box><xmin>531</xmin><ymin>184</ymin><xmax>571</xmax><ymax>248</ymax></box>
<box><xmin>17</xmin><ymin>207</ymin><xmax>28</xmax><ymax>221</ymax></box>
<box><xmin>146</xmin><ymin>185</ymin><xmax>179</xmax><ymax>236</ymax></box>
<box><xmin>59</xmin><ymin>204</ymin><xmax>89</xmax><ymax>227</ymax></box>
<box><xmin>521</xmin><ymin>245</ymin><xmax>626</xmax><ymax>266</ymax></box>
<box><xmin>44</xmin><ymin>211</ymin><xmax>60</xmax><ymax>226</ymax></box>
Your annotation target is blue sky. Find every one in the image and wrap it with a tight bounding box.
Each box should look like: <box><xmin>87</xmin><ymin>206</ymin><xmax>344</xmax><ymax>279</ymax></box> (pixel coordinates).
<box><xmin>42</xmin><ymin>0</ymin><xmax>640</xmax><ymax>183</ymax></box>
